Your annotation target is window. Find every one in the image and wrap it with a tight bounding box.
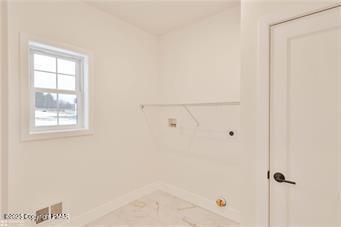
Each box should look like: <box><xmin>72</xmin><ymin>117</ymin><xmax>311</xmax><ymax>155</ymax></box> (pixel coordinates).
<box><xmin>28</xmin><ymin>41</ymin><xmax>89</xmax><ymax>134</ymax></box>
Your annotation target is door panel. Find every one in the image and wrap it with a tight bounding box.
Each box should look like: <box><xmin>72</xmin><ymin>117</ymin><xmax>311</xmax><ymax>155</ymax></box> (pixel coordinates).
<box><xmin>270</xmin><ymin>6</ymin><xmax>341</xmax><ymax>227</ymax></box>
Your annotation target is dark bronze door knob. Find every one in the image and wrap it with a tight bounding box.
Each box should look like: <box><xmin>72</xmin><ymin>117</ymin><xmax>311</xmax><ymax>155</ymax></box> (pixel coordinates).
<box><xmin>274</xmin><ymin>172</ymin><xmax>296</xmax><ymax>185</ymax></box>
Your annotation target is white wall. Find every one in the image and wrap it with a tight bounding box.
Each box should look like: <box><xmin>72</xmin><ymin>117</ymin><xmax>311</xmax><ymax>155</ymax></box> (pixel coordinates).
<box><xmin>158</xmin><ymin>7</ymin><xmax>240</xmax><ymax>103</ymax></box>
<box><xmin>240</xmin><ymin>1</ymin><xmax>340</xmax><ymax>226</ymax></box>
<box><xmin>6</xmin><ymin>1</ymin><xmax>160</xmax><ymax>218</ymax></box>
<box><xmin>5</xmin><ymin>1</ymin><xmax>243</xmax><ymax>222</ymax></box>
<box><xmin>152</xmin><ymin>6</ymin><xmax>241</xmax><ymax>212</ymax></box>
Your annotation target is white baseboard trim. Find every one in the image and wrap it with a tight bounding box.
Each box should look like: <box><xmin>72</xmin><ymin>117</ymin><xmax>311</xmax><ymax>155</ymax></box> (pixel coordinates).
<box><xmin>70</xmin><ymin>182</ymin><xmax>240</xmax><ymax>226</ymax></box>
<box><xmin>70</xmin><ymin>182</ymin><xmax>161</xmax><ymax>226</ymax></box>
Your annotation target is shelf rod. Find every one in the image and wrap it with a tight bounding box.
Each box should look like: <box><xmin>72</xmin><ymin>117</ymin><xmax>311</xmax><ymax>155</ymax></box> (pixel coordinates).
<box><xmin>140</xmin><ymin>101</ymin><xmax>239</xmax><ymax>127</ymax></box>
<box><xmin>140</xmin><ymin>101</ymin><xmax>240</xmax><ymax>110</ymax></box>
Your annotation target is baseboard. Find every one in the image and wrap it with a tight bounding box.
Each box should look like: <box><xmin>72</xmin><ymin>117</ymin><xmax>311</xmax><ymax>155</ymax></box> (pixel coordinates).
<box><xmin>70</xmin><ymin>182</ymin><xmax>161</xmax><ymax>226</ymax></box>
<box><xmin>70</xmin><ymin>182</ymin><xmax>240</xmax><ymax>226</ymax></box>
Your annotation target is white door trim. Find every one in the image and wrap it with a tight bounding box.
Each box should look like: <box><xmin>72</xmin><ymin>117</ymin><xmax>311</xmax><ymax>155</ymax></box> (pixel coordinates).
<box><xmin>0</xmin><ymin>0</ymin><xmax>8</xmax><ymax>217</ymax></box>
<box><xmin>256</xmin><ymin>2</ymin><xmax>341</xmax><ymax>227</ymax></box>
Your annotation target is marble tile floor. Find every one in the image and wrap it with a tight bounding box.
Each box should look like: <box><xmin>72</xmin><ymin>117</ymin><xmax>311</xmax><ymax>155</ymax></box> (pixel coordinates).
<box><xmin>86</xmin><ymin>190</ymin><xmax>239</xmax><ymax>227</ymax></box>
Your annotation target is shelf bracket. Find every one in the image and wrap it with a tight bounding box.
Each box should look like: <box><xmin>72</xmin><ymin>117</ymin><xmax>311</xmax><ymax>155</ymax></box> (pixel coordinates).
<box><xmin>183</xmin><ymin>105</ymin><xmax>199</xmax><ymax>127</ymax></box>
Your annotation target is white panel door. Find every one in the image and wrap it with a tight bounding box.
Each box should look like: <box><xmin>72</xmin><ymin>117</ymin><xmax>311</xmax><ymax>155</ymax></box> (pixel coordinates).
<box><xmin>270</xmin><ymin>6</ymin><xmax>341</xmax><ymax>227</ymax></box>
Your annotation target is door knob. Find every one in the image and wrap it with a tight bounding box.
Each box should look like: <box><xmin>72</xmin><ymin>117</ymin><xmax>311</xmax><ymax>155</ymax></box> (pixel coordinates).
<box><xmin>273</xmin><ymin>172</ymin><xmax>296</xmax><ymax>185</ymax></box>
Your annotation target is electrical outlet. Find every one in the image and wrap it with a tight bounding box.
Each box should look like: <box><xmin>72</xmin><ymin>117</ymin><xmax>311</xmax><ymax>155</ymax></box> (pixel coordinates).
<box><xmin>36</xmin><ymin>207</ymin><xmax>49</xmax><ymax>224</ymax></box>
<box><xmin>168</xmin><ymin>118</ymin><xmax>177</xmax><ymax>128</ymax></box>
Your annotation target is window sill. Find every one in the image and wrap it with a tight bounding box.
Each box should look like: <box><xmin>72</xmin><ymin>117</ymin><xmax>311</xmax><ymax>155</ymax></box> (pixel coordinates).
<box><xmin>21</xmin><ymin>128</ymin><xmax>94</xmax><ymax>142</ymax></box>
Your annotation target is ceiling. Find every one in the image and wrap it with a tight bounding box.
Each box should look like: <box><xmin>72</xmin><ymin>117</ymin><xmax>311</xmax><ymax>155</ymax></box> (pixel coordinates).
<box><xmin>84</xmin><ymin>1</ymin><xmax>240</xmax><ymax>35</ymax></box>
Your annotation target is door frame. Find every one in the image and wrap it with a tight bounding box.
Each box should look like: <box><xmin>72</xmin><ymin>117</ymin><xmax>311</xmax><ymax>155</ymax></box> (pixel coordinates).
<box><xmin>256</xmin><ymin>2</ymin><xmax>341</xmax><ymax>226</ymax></box>
<box><xmin>0</xmin><ymin>0</ymin><xmax>8</xmax><ymax>217</ymax></box>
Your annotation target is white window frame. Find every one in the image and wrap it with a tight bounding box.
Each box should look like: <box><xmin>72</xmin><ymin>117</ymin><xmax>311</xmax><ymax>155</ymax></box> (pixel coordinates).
<box><xmin>20</xmin><ymin>33</ymin><xmax>93</xmax><ymax>141</ymax></box>
<box><xmin>29</xmin><ymin>43</ymin><xmax>84</xmax><ymax>132</ymax></box>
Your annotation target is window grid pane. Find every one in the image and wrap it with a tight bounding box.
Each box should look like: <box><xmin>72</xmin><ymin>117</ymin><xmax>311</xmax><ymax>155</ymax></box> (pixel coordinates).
<box><xmin>56</xmin><ymin>57</ymin><xmax>77</xmax><ymax>91</ymax></box>
<box><xmin>58</xmin><ymin>93</ymin><xmax>77</xmax><ymax>125</ymax></box>
<box><xmin>34</xmin><ymin>91</ymin><xmax>79</xmax><ymax>127</ymax></box>
<box><xmin>33</xmin><ymin>54</ymin><xmax>56</xmax><ymax>73</ymax></box>
<box><xmin>57</xmin><ymin>58</ymin><xmax>76</xmax><ymax>75</ymax></box>
<box><xmin>30</xmin><ymin>44</ymin><xmax>85</xmax><ymax>132</ymax></box>
<box><xmin>58</xmin><ymin>74</ymin><xmax>76</xmax><ymax>91</ymax></box>
<box><xmin>34</xmin><ymin>71</ymin><xmax>57</xmax><ymax>89</ymax></box>
<box><xmin>33</xmin><ymin>57</ymin><xmax>79</xmax><ymax>127</ymax></box>
<box><xmin>35</xmin><ymin>92</ymin><xmax>58</xmax><ymax>127</ymax></box>
<box><xmin>33</xmin><ymin>55</ymin><xmax>79</xmax><ymax>127</ymax></box>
